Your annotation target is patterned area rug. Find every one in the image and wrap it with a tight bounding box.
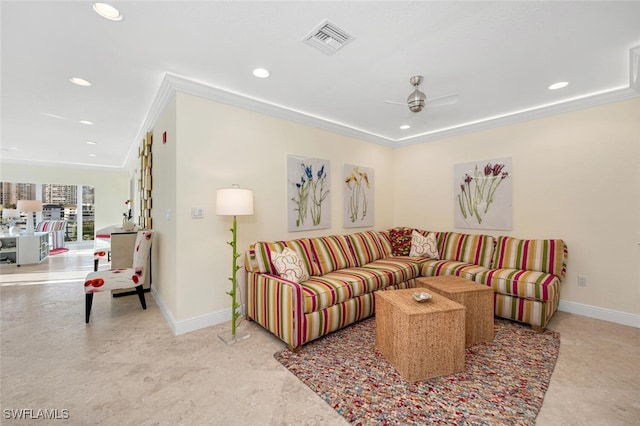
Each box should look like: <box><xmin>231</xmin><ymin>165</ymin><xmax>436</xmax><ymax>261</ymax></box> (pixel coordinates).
<box><xmin>275</xmin><ymin>317</ymin><xmax>560</xmax><ymax>425</ymax></box>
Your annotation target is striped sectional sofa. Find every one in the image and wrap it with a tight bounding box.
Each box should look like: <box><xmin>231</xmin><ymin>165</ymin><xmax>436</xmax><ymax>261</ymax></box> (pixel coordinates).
<box><xmin>245</xmin><ymin>228</ymin><xmax>567</xmax><ymax>350</ymax></box>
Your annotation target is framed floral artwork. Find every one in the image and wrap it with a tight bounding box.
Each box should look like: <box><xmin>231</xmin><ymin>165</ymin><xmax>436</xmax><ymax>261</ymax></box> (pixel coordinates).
<box><xmin>287</xmin><ymin>155</ymin><xmax>331</xmax><ymax>232</ymax></box>
<box><xmin>343</xmin><ymin>164</ymin><xmax>374</xmax><ymax>228</ymax></box>
<box><xmin>454</xmin><ymin>157</ymin><xmax>512</xmax><ymax>230</ymax></box>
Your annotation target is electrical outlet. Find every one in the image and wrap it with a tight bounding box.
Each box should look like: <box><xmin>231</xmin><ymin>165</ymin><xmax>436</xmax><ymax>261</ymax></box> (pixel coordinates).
<box><xmin>191</xmin><ymin>208</ymin><xmax>204</xmax><ymax>219</ymax></box>
<box><xmin>577</xmin><ymin>275</ymin><xmax>587</xmax><ymax>287</ymax></box>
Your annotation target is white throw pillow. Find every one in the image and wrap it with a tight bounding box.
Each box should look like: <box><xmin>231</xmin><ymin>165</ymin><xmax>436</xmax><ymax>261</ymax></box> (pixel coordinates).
<box><xmin>270</xmin><ymin>247</ymin><xmax>310</xmax><ymax>283</ymax></box>
<box><xmin>409</xmin><ymin>231</ymin><xmax>439</xmax><ymax>259</ymax></box>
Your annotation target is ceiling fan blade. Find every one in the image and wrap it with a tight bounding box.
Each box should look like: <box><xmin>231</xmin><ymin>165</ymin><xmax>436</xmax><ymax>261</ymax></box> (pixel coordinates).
<box><xmin>425</xmin><ymin>93</ymin><xmax>458</xmax><ymax>106</ymax></box>
<box><xmin>383</xmin><ymin>100</ymin><xmax>407</xmax><ymax>106</ymax></box>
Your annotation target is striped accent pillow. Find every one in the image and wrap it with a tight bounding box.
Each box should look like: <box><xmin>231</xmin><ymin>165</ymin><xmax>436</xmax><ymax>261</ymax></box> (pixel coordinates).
<box><xmin>245</xmin><ymin>244</ymin><xmax>260</xmax><ymax>272</ymax></box>
<box><xmin>310</xmin><ymin>235</ymin><xmax>359</xmax><ymax>275</ymax></box>
<box><xmin>439</xmin><ymin>232</ymin><xmax>495</xmax><ymax>268</ymax></box>
<box><xmin>347</xmin><ymin>231</ymin><xmax>386</xmax><ymax>266</ymax></box>
<box><xmin>493</xmin><ymin>236</ymin><xmax>566</xmax><ymax>277</ymax></box>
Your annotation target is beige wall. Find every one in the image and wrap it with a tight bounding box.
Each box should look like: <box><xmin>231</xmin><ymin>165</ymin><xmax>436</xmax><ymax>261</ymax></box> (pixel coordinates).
<box><xmin>394</xmin><ymin>97</ymin><xmax>640</xmax><ymax>316</ymax></box>
<box><xmin>149</xmin><ymin>96</ymin><xmax>178</xmax><ymax>319</ymax></box>
<box><xmin>154</xmin><ymin>92</ymin><xmax>396</xmax><ymax>323</ymax></box>
<box><xmin>0</xmin><ymin>163</ymin><xmax>129</xmax><ymax>232</ymax></box>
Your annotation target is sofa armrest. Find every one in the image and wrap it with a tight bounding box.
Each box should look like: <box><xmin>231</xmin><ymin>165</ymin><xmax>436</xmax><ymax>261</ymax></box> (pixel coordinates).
<box><xmin>246</xmin><ymin>271</ymin><xmax>304</xmax><ymax>349</ymax></box>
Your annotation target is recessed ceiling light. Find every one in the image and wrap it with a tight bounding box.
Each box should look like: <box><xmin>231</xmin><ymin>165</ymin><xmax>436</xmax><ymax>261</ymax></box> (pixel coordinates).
<box><xmin>79</xmin><ymin>120</ymin><xmax>94</xmax><ymax>125</ymax></box>
<box><xmin>253</xmin><ymin>68</ymin><xmax>270</xmax><ymax>78</ymax></box>
<box><xmin>400</xmin><ymin>124</ymin><xmax>411</xmax><ymax>130</ymax></box>
<box><xmin>70</xmin><ymin>77</ymin><xmax>92</xmax><ymax>87</ymax></box>
<box><xmin>88</xmin><ymin>154</ymin><xmax>97</xmax><ymax>157</ymax></box>
<box><xmin>92</xmin><ymin>3</ymin><xmax>123</xmax><ymax>21</ymax></box>
<box><xmin>548</xmin><ymin>81</ymin><xmax>568</xmax><ymax>90</ymax></box>
<box><xmin>85</xmin><ymin>141</ymin><xmax>96</xmax><ymax>145</ymax></box>
<box><xmin>9</xmin><ymin>146</ymin><xmax>18</xmax><ymax>150</ymax></box>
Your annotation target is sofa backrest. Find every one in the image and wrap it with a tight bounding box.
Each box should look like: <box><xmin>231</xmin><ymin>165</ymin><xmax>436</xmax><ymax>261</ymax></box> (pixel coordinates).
<box><xmin>377</xmin><ymin>230</ymin><xmax>393</xmax><ymax>256</ymax></box>
<box><xmin>347</xmin><ymin>230</ymin><xmax>387</xmax><ymax>266</ymax></box>
<box><xmin>492</xmin><ymin>236</ymin><xmax>566</xmax><ymax>277</ymax></box>
<box><xmin>439</xmin><ymin>232</ymin><xmax>495</xmax><ymax>268</ymax></box>
<box><xmin>309</xmin><ymin>235</ymin><xmax>359</xmax><ymax>275</ymax></box>
<box><xmin>251</xmin><ymin>238</ymin><xmax>322</xmax><ymax>276</ymax></box>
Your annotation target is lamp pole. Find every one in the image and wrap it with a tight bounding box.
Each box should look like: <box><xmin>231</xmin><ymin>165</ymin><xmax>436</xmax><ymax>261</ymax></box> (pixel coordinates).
<box><xmin>227</xmin><ymin>215</ymin><xmax>242</xmax><ymax>336</ymax></box>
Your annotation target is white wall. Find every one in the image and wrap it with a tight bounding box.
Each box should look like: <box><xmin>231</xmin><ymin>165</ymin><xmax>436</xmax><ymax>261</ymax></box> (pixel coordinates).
<box><xmin>153</xmin><ymin>92</ymin><xmax>395</xmax><ymax>326</ymax></box>
<box><xmin>0</xmin><ymin>163</ymin><xmax>129</xmax><ymax>232</ymax></box>
<box><xmin>394</xmin><ymin>97</ymin><xmax>640</xmax><ymax>317</ymax></box>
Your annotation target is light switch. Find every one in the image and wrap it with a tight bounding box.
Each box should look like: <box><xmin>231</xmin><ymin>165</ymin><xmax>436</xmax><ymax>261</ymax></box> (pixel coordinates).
<box><xmin>166</xmin><ymin>209</ymin><xmax>172</xmax><ymax>221</ymax></box>
<box><xmin>191</xmin><ymin>208</ymin><xmax>204</xmax><ymax>219</ymax></box>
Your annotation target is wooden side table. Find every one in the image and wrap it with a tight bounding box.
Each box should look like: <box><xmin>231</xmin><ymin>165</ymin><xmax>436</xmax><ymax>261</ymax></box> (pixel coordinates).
<box><xmin>416</xmin><ymin>276</ymin><xmax>494</xmax><ymax>346</ymax></box>
<box><xmin>375</xmin><ymin>288</ymin><xmax>465</xmax><ymax>382</ymax></box>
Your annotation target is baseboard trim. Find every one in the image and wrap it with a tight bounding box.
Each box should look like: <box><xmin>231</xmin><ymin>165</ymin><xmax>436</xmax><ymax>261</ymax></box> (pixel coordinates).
<box><xmin>558</xmin><ymin>300</ymin><xmax>640</xmax><ymax>329</ymax></box>
<box><xmin>151</xmin><ymin>287</ymin><xmax>238</xmax><ymax>335</ymax></box>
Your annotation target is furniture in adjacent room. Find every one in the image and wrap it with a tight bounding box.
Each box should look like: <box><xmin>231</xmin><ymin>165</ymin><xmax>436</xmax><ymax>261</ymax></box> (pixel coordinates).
<box><xmin>375</xmin><ymin>288</ymin><xmax>466</xmax><ymax>382</ymax></box>
<box><xmin>416</xmin><ymin>275</ymin><xmax>495</xmax><ymax>346</ymax></box>
<box><xmin>36</xmin><ymin>220</ymin><xmax>67</xmax><ymax>250</ymax></box>
<box><xmin>0</xmin><ymin>232</ymin><xmax>49</xmax><ymax>266</ymax></box>
<box><xmin>84</xmin><ymin>230</ymin><xmax>153</xmax><ymax>323</ymax></box>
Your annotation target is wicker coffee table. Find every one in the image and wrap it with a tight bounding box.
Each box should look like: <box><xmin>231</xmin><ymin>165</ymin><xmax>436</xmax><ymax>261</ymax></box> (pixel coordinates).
<box><xmin>416</xmin><ymin>276</ymin><xmax>495</xmax><ymax>346</ymax></box>
<box><xmin>375</xmin><ymin>288</ymin><xmax>465</xmax><ymax>382</ymax></box>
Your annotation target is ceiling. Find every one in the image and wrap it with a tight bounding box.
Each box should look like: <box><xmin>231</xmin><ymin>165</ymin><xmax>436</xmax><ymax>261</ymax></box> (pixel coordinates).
<box><xmin>2</xmin><ymin>1</ymin><xmax>639</xmax><ymax>170</ymax></box>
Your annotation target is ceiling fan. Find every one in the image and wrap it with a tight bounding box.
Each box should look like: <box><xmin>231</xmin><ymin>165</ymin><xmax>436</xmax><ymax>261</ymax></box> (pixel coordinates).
<box><xmin>384</xmin><ymin>75</ymin><xmax>458</xmax><ymax>113</ymax></box>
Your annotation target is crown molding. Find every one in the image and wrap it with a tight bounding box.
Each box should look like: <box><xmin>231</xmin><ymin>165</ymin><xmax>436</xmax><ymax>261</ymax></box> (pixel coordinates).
<box><xmin>129</xmin><ymin>45</ymin><xmax>640</xmax><ymax>160</ymax></box>
<box><xmin>395</xmin><ymin>86</ymin><xmax>640</xmax><ymax>147</ymax></box>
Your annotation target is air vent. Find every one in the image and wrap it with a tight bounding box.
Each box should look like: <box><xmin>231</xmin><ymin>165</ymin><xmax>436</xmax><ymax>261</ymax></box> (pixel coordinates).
<box><xmin>303</xmin><ymin>20</ymin><xmax>355</xmax><ymax>55</ymax></box>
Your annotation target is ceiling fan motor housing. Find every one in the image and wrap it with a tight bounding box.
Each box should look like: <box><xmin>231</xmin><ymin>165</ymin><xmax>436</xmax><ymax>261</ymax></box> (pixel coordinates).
<box><xmin>407</xmin><ymin>88</ymin><xmax>426</xmax><ymax>112</ymax></box>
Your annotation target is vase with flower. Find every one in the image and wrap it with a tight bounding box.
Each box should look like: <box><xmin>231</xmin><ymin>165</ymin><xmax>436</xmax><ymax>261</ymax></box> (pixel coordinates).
<box><xmin>122</xmin><ymin>199</ymin><xmax>135</xmax><ymax>231</ymax></box>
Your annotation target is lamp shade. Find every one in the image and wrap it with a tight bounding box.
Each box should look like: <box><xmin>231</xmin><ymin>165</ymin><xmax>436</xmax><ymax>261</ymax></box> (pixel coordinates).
<box><xmin>2</xmin><ymin>209</ymin><xmax>20</xmax><ymax>219</ymax></box>
<box><xmin>16</xmin><ymin>200</ymin><xmax>43</xmax><ymax>212</ymax></box>
<box><xmin>216</xmin><ymin>187</ymin><xmax>254</xmax><ymax>216</ymax></box>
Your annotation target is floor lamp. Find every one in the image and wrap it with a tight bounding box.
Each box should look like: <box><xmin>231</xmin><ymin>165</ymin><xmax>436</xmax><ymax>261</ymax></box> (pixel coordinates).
<box><xmin>16</xmin><ymin>200</ymin><xmax>43</xmax><ymax>235</ymax></box>
<box><xmin>216</xmin><ymin>184</ymin><xmax>254</xmax><ymax>344</ymax></box>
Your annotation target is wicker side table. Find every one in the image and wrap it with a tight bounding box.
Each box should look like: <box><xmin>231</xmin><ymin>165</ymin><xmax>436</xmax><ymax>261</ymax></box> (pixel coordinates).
<box><xmin>416</xmin><ymin>276</ymin><xmax>495</xmax><ymax>346</ymax></box>
<box><xmin>375</xmin><ymin>289</ymin><xmax>465</xmax><ymax>382</ymax></box>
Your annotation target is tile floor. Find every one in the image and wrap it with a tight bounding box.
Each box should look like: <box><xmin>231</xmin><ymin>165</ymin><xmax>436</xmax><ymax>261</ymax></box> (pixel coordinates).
<box><xmin>1</xmin><ymin>249</ymin><xmax>639</xmax><ymax>425</ymax></box>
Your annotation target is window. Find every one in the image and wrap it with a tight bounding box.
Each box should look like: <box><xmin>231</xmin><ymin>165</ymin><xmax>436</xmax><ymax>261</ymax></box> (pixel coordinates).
<box><xmin>0</xmin><ymin>182</ymin><xmax>95</xmax><ymax>242</ymax></box>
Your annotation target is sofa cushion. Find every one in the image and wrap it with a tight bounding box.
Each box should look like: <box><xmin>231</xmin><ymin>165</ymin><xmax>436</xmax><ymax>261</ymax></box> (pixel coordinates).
<box><xmin>377</xmin><ymin>230</ymin><xmax>393</xmax><ymax>257</ymax></box>
<box><xmin>389</xmin><ymin>227</ymin><xmax>413</xmax><ymax>256</ymax></box>
<box><xmin>475</xmin><ymin>268</ymin><xmax>560</xmax><ymax>302</ymax></box>
<box><xmin>271</xmin><ymin>248</ymin><xmax>310</xmax><ymax>283</ymax></box>
<box><xmin>492</xmin><ymin>236</ymin><xmax>566</xmax><ymax>277</ymax></box>
<box><xmin>439</xmin><ymin>232</ymin><xmax>495</xmax><ymax>268</ymax></box>
<box><xmin>421</xmin><ymin>259</ymin><xmax>490</xmax><ymax>280</ymax></box>
<box><xmin>254</xmin><ymin>238</ymin><xmax>321</xmax><ymax>276</ymax></box>
<box><xmin>361</xmin><ymin>256</ymin><xmax>423</xmax><ymax>283</ymax></box>
<box><xmin>409</xmin><ymin>230</ymin><xmax>439</xmax><ymax>258</ymax></box>
<box><xmin>347</xmin><ymin>231</ymin><xmax>386</xmax><ymax>266</ymax></box>
<box><xmin>310</xmin><ymin>235</ymin><xmax>359</xmax><ymax>275</ymax></box>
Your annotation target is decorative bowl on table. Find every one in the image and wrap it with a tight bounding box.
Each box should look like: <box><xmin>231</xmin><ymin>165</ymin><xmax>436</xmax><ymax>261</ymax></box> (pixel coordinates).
<box><xmin>412</xmin><ymin>291</ymin><xmax>432</xmax><ymax>303</ymax></box>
